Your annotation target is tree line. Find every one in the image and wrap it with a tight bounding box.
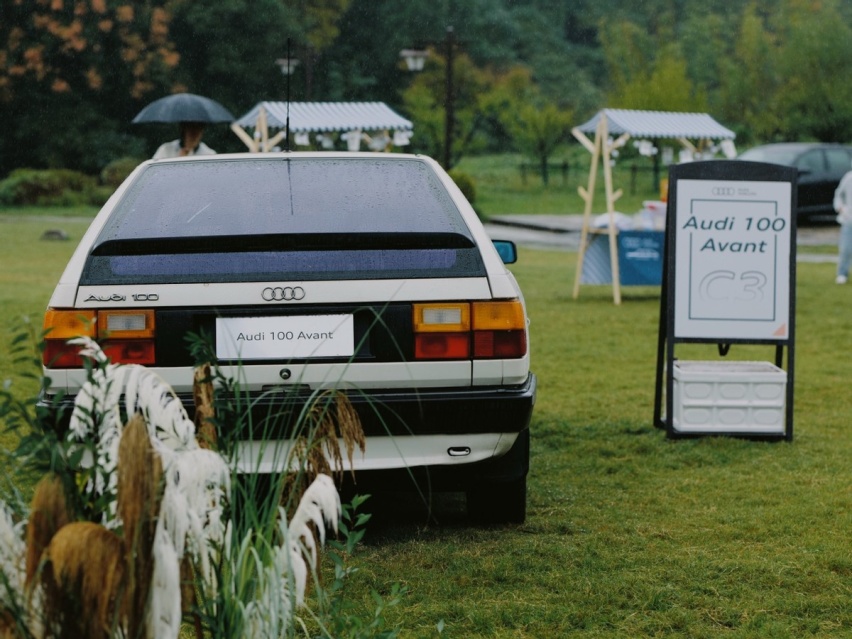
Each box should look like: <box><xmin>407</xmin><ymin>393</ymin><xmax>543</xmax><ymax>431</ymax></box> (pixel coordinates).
<box><xmin>1</xmin><ymin>0</ymin><xmax>851</xmax><ymax>180</ymax></box>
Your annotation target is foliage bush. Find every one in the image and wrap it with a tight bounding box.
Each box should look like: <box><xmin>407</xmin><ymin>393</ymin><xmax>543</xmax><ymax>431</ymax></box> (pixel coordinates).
<box><xmin>0</xmin><ymin>168</ymin><xmax>110</xmax><ymax>207</ymax></box>
<box><xmin>0</xmin><ymin>327</ymin><xmax>404</xmax><ymax>638</ymax></box>
<box><xmin>99</xmin><ymin>157</ymin><xmax>143</xmax><ymax>189</ymax></box>
<box><xmin>449</xmin><ymin>170</ymin><xmax>477</xmax><ymax>204</ymax></box>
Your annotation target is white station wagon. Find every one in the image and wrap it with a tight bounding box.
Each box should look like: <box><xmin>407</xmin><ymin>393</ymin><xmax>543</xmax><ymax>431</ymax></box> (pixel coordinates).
<box><xmin>41</xmin><ymin>152</ymin><xmax>536</xmax><ymax>523</ymax></box>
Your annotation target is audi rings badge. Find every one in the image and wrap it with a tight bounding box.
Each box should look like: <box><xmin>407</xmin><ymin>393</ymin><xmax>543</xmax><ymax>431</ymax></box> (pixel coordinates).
<box><xmin>261</xmin><ymin>286</ymin><xmax>306</xmax><ymax>302</ymax></box>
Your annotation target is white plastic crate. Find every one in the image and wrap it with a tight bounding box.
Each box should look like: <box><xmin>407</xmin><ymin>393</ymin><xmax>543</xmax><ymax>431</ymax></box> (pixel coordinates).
<box><xmin>672</xmin><ymin>361</ymin><xmax>787</xmax><ymax>435</ymax></box>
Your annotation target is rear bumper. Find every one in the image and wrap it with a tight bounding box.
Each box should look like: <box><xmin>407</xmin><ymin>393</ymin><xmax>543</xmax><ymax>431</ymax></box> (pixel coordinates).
<box><xmin>38</xmin><ymin>372</ymin><xmax>536</xmax><ymax>462</ymax></box>
<box><xmin>240</xmin><ymin>373</ymin><xmax>537</xmax><ymax>438</ymax></box>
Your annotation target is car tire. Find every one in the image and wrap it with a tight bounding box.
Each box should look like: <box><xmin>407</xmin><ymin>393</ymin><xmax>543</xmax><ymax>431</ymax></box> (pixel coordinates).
<box><xmin>466</xmin><ymin>476</ymin><xmax>527</xmax><ymax>525</ymax></box>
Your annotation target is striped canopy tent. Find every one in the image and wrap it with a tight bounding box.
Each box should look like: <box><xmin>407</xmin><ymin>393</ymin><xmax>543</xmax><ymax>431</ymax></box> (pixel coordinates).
<box><xmin>571</xmin><ymin>109</ymin><xmax>736</xmax><ymax>305</ymax></box>
<box><xmin>231</xmin><ymin>101</ymin><xmax>414</xmax><ymax>153</ymax></box>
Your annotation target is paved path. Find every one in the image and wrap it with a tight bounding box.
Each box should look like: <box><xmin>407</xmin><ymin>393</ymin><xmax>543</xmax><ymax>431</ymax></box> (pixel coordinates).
<box><xmin>485</xmin><ymin>214</ymin><xmax>839</xmax><ymax>262</ymax></box>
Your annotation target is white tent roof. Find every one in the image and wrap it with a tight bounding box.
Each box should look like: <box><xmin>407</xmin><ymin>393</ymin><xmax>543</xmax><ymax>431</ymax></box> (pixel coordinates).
<box><xmin>576</xmin><ymin>109</ymin><xmax>735</xmax><ymax>140</ymax></box>
<box><xmin>234</xmin><ymin>101</ymin><xmax>413</xmax><ymax>133</ymax></box>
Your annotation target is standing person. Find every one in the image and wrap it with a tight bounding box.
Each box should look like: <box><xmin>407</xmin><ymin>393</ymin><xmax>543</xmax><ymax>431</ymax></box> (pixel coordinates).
<box><xmin>834</xmin><ymin>167</ymin><xmax>852</xmax><ymax>284</ymax></box>
<box><xmin>153</xmin><ymin>121</ymin><xmax>216</xmax><ymax>159</ymax></box>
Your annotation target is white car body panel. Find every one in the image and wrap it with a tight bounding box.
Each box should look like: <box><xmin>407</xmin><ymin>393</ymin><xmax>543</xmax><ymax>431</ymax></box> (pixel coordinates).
<box><xmin>41</xmin><ymin>153</ymin><xmax>535</xmax><ymax>521</ymax></box>
<box><xmin>69</xmin><ymin>278</ymin><xmax>494</xmax><ymax>308</ymax></box>
<box><xmin>235</xmin><ymin>432</ymin><xmax>519</xmax><ymax>474</ymax></box>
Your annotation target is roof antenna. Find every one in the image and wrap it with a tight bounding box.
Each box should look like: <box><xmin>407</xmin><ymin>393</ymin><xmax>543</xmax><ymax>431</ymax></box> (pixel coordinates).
<box><xmin>285</xmin><ymin>37</ymin><xmax>291</xmax><ymax>152</ymax></box>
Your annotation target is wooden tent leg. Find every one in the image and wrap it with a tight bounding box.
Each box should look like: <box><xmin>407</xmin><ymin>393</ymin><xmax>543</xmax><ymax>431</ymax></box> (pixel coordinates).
<box><xmin>600</xmin><ymin>116</ymin><xmax>622</xmax><ymax>305</ymax></box>
<box><xmin>572</xmin><ymin>122</ymin><xmax>603</xmax><ymax>299</ymax></box>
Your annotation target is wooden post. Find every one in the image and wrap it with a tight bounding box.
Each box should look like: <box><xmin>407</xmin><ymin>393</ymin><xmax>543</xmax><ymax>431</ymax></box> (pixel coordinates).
<box><xmin>571</xmin><ymin>120</ymin><xmax>601</xmax><ymax>300</ymax></box>
<box><xmin>572</xmin><ymin>115</ymin><xmax>628</xmax><ymax>305</ymax></box>
<box><xmin>600</xmin><ymin>116</ymin><xmax>623</xmax><ymax>305</ymax></box>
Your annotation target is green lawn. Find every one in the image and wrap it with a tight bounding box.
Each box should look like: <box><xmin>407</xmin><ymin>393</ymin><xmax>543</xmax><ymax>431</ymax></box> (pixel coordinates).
<box><xmin>2</xmin><ymin>172</ymin><xmax>851</xmax><ymax>637</ymax></box>
<box><xmin>456</xmin><ymin>151</ymin><xmax>663</xmax><ymax>218</ymax></box>
<box><xmin>347</xmin><ymin>249</ymin><xmax>852</xmax><ymax>638</ymax></box>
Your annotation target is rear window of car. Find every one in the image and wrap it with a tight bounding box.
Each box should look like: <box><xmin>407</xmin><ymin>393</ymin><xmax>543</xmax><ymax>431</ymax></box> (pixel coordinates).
<box><xmin>82</xmin><ymin>157</ymin><xmax>486</xmax><ymax>284</ymax></box>
<box><xmin>826</xmin><ymin>149</ymin><xmax>852</xmax><ymax>172</ymax></box>
<box><xmin>738</xmin><ymin>147</ymin><xmax>801</xmax><ymax>166</ymax></box>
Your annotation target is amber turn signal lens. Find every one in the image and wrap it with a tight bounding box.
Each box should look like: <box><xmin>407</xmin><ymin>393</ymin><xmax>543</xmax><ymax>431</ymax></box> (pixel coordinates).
<box><xmin>42</xmin><ymin>309</ymin><xmax>96</xmax><ymax>339</ymax></box>
<box><xmin>472</xmin><ymin>300</ymin><xmax>526</xmax><ymax>330</ymax></box>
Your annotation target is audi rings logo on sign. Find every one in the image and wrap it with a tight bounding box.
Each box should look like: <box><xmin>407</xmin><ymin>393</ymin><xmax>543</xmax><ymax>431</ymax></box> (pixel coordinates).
<box><xmin>262</xmin><ymin>286</ymin><xmax>306</xmax><ymax>302</ymax></box>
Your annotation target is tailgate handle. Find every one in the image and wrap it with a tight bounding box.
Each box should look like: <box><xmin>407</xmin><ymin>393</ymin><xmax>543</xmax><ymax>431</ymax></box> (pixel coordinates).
<box><xmin>447</xmin><ymin>447</ymin><xmax>471</xmax><ymax>457</ymax></box>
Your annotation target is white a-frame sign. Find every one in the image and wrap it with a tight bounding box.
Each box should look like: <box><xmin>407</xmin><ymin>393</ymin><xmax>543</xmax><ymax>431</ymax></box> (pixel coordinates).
<box><xmin>654</xmin><ymin>160</ymin><xmax>796</xmax><ymax>440</ymax></box>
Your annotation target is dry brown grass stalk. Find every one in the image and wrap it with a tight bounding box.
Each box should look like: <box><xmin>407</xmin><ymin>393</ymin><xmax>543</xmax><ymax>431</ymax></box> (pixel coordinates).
<box><xmin>118</xmin><ymin>413</ymin><xmax>164</xmax><ymax>639</ymax></box>
<box><xmin>192</xmin><ymin>363</ymin><xmax>217</xmax><ymax>450</ymax></box>
<box><xmin>41</xmin><ymin>522</ymin><xmax>125</xmax><ymax>639</ymax></box>
<box><xmin>283</xmin><ymin>391</ymin><xmax>366</xmax><ymax>513</ymax></box>
<box><xmin>25</xmin><ymin>474</ymin><xmax>73</xmax><ymax>590</ymax></box>
<box><xmin>0</xmin><ymin>610</ymin><xmax>20</xmax><ymax>639</ymax></box>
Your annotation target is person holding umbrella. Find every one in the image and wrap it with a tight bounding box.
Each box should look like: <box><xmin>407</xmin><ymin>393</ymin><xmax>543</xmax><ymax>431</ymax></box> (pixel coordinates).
<box><xmin>132</xmin><ymin>93</ymin><xmax>234</xmax><ymax>159</ymax></box>
<box><xmin>153</xmin><ymin>121</ymin><xmax>216</xmax><ymax>158</ymax></box>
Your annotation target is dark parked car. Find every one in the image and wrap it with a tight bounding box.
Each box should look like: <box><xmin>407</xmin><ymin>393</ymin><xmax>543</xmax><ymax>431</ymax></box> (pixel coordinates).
<box><xmin>737</xmin><ymin>143</ymin><xmax>852</xmax><ymax>224</ymax></box>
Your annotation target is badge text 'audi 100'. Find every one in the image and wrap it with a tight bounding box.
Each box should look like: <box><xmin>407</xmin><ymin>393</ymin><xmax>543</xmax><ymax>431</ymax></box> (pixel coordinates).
<box><xmin>41</xmin><ymin>152</ymin><xmax>536</xmax><ymax>523</ymax></box>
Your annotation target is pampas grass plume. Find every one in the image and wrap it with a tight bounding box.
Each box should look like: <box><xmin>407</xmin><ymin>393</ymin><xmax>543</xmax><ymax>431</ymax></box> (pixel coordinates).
<box><xmin>118</xmin><ymin>414</ymin><xmax>164</xmax><ymax>639</ymax></box>
<box><xmin>25</xmin><ymin>475</ymin><xmax>72</xmax><ymax>590</ymax></box>
<box><xmin>42</xmin><ymin>522</ymin><xmax>125</xmax><ymax>639</ymax></box>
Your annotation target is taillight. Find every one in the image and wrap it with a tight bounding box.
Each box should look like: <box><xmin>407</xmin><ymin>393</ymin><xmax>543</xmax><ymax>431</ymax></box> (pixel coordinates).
<box><xmin>413</xmin><ymin>300</ymin><xmax>527</xmax><ymax>360</ymax></box>
<box><xmin>43</xmin><ymin>309</ymin><xmax>156</xmax><ymax>367</ymax></box>
<box><xmin>472</xmin><ymin>301</ymin><xmax>527</xmax><ymax>358</ymax></box>
<box><xmin>413</xmin><ymin>303</ymin><xmax>470</xmax><ymax>359</ymax></box>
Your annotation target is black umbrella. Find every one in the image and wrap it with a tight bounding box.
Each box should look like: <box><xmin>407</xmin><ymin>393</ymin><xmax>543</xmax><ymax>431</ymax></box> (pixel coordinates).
<box><xmin>132</xmin><ymin>93</ymin><xmax>234</xmax><ymax>124</ymax></box>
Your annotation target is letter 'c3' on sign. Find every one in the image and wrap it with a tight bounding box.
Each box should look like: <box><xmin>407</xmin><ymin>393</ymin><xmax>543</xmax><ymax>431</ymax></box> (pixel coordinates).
<box><xmin>261</xmin><ymin>287</ymin><xmax>306</xmax><ymax>302</ymax></box>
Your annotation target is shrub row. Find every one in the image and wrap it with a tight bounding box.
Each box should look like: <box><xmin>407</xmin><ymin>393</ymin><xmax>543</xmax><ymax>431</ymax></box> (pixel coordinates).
<box><xmin>0</xmin><ymin>157</ymin><xmax>142</xmax><ymax>207</ymax></box>
<box><xmin>0</xmin><ymin>160</ymin><xmax>478</xmax><ymax>213</ymax></box>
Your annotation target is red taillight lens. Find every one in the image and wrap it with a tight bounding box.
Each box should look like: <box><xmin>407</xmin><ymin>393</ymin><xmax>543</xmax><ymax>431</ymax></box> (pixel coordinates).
<box><xmin>414</xmin><ymin>333</ymin><xmax>470</xmax><ymax>359</ymax></box>
<box><xmin>473</xmin><ymin>330</ymin><xmax>527</xmax><ymax>358</ymax></box>
<box><xmin>102</xmin><ymin>339</ymin><xmax>156</xmax><ymax>365</ymax></box>
<box><xmin>43</xmin><ymin>340</ymin><xmax>87</xmax><ymax>368</ymax></box>
<box><xmin>43</xmin><ymin>309</ymin><xmax>156</xmax><ymax>367</ymax></box>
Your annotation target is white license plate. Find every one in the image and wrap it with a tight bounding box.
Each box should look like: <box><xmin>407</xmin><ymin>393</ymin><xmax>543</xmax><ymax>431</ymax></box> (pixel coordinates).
<box><xmin>216</xmin><ymin>315</ymin><xmax>354</xmax><ymax>360</ymax></box>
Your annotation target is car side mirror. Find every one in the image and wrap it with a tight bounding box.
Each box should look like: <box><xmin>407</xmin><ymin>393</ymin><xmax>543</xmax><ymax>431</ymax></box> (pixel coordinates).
<box><xmin>492</xmin><ymin>239</ymin><xmax>517</xmax><ymax>264</ymax></box>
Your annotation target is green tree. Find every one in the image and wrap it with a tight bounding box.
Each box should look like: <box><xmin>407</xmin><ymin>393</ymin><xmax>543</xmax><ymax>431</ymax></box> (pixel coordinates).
<box><xmin>599</xmin><ymin>14</ymin><xmax>710</xmax><ymax>112</ymax></box>
<box><xmin>482</xmin><ymin>65</ymin><xmax>573</xmax><ymax>184</ymax></box>
<box><xmin>164</xmin><ymin>0</ymin><xmax>297</xmax><ymax>154</ymax></box>
<box><xmin>774</xmin><ymin>0</ymin><xmax>852</xmax><ymax>142</ymax></box>
<box><xmin>717</xmin><ymin>2</ymin><xmax>783</xmax><ymax>144</ymax></box>
<box><xmin>507</xmin><ymin>102</ymin><xmax>573</xmax><ymax>185</ymax></box>
<box><xmin>0</xmin><ymin>0</ymin><xmax>177</xmax><ymax>175</ymax></box>
<box><xmin>283</xmin><ymin>0</ymin><xmax>352</xmax><ymax>99</ymax></box>
<box><xmin>401</xmin><ymin>49</ymin><xmax>491</xmax><ymax>167</ymax></box>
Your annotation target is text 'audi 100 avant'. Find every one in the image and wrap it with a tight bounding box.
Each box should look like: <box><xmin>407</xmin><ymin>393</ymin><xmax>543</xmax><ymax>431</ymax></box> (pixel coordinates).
<box><xmin>40</xmin><ymin>152</ymin><xmax>536</xmax><ymax>523</ymax></box>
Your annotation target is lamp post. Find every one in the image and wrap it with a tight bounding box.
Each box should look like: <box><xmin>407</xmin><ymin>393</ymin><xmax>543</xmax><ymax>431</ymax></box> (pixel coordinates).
<box><xmin>275</xmin><ymin>54</ymin><xmax>299</xmax><ymax>150</ymax></box>
<box><xmin>401</xmin><ymin>25</ymin><xmax>456</xmax><ymax>170</ymax></box>
<box><xmin>275</xmin><ymin>57</ymin><xmax>300</xmax><ymax>80</ymax></box>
